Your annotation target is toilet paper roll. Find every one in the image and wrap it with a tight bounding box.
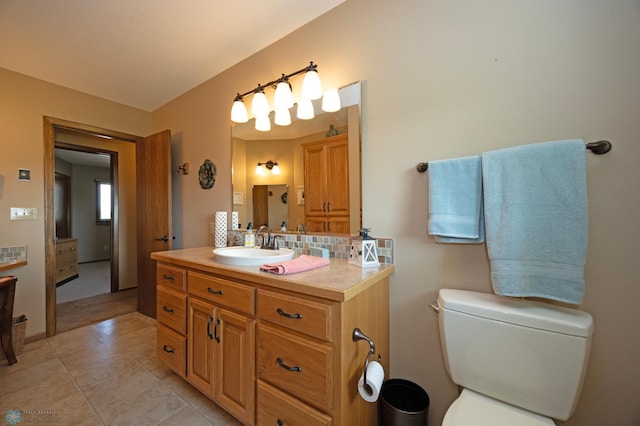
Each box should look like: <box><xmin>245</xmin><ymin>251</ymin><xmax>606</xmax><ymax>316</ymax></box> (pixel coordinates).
<box><xmin>215</xmin><ymin>211</ymin><xmax>227</xmax><ymax>247</ymax></box>
<box><xmin>358</xmin><ymin>360</ymin><xmax>384</xmax><ymax>402</ymax></box>
<box><xmin>231</xmin><ymin>212</ymin><xmax>239</xmax><ymax>230</ymax></box>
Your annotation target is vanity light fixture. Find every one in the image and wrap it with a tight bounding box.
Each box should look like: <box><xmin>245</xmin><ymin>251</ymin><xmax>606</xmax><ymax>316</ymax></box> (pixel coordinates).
<box><xmin>256</xmin><ymin>160</ymin><xmax>280</xmax><ymax>175</ymax></box>
<box><xmin>230</xmin><ymin>61</ymin><xmax>340</xmax><ymax>131</ymax></box>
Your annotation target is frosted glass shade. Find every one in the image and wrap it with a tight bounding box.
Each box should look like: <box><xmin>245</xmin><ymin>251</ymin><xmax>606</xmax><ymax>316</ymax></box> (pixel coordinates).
<box><xmin>255</xmin><ymin>163</ymin><xmax>265</xmax><ymax>175</ymax></box>
<box><xmin>255</xmin><ymin>114</ymin><xmax>271</xmax><ymax>131</ymax></box>
<box><xmin>301</xmin><ymin>70</ymin><xmax>322</xmax><ymax>100</ymax></box>
<box><xmin>296</xmin><ymin>99</ymin><xmax>315</xmax><ymax>120</ymax></box>
<box><xmin>251</xmin><ymin>90</ymin><xmax>269</xmax><ymax>116</ymax></box>
<box><xmin>231</xmin><ymin>99</ymin><xmax>248</xmax><ymax>123</ymax></box>
<box><xmin>321</xmin><ymin>89</ymin><xmax>341</xmax><ymax>112</ymax></box>
<box><xmin>271</xmin><ymin>164</ymin><xmax>281</xmax><ymax>175</ymax></box>
<box><xmin>274</xmin><ymin>108</ymin><xmax>291</xmax><ymax>126</ymax></box>
<box><xmin>274</xmin><ymin>81</ymin><xmax>294</xmax><ymax>109</ymax></box>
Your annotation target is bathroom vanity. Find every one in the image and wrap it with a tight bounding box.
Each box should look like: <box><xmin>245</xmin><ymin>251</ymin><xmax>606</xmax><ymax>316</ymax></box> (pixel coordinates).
<box><xmin>151</xmin><ymin>246</ymin><xmax>394</xmax><ymax>426</ymax></box>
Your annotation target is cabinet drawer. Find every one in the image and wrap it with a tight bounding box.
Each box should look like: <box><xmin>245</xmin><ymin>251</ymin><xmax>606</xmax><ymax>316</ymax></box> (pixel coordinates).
<box><xmin>157</xmin><ymin>323</ymin><xmax>186</xmax><ymax>377</ymax></box>
<box><xmin>55</xmin><ymin>263</ymin><xmax>78</xmax><ymax>282</ymax></box>
<box><xmin>188</xmin><ymin>271</ymin><xmax>254</xmax><ymax>315</ymax></box>
<box><xmin>257</xmin><ymin>323</ymin><xmax>333</xmax><ymax>412</ymax></box>
<box><xmin>56</xmin><ymin>250</ymin><xmax>77</xmax><ymax>266</ymax></box>
<box><xmin>257</xmin><ymin>289</ymin><xmax>333</xmax><ymax>341</ymax></box>
<box><xmin>157</xmin><ymin>264</ymin><xmax>186</xmax><ymax>292</ymax></box>
<box><xmin>157</xmin><ymin>286</ymin><xmax>187</xmax><ymax>334</ymax></box>
<box><xmin>257</xmin><ymin>380</ymin><xmax>332</xmax><ymax>426</ymax></box>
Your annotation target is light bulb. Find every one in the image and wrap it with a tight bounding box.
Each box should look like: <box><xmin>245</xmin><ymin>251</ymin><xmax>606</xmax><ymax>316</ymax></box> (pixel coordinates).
<box><xmin>274</xmin><ymin>108</ymin><xmax>291</xmax><ymax>126</ymax></box>
<box><xmin>255</xmin><ymin>114</ymin><xmax>271</xmax><ymax>131</ymax></box>
<box><xmin>255</xmin><ymin>163</ymin><xmax>265</xmax><ymax>175</ymax></box>
<box><xmin>296</xmin><ymin>99</ymin><xmax>315</xmax><ymax>120</ymax></box>
<box><xmin>301</xmin><ymin>66</ymin><xmax>322</xmax><ymax>100</ymax></box>
<box><xmin>271</xmin><ymin>163</ymin><xmax>280</xmax><ymax>175</ymax></box>
<box><xmin>251</xmin><ymin>87</ymin><xmax>269</xmax><ymax>117</ymax></box>
<box><xmin>230</xmin><ymin>96</ymin><xmax>248</xmax><ymax>123</ymax></box>
<box><xmin>321</xmin><ymin>89</ymin><xmax>341</xmax><ymax>112</ymax></box>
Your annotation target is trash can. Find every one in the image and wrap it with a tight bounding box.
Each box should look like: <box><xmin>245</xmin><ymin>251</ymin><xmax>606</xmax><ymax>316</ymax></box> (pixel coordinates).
<box><xmin>379</xmin><ymin>378</ymin><xmax>429</xmax><ymax>426</ymax></box>
<box><xmin>0</xmin><ymin>315</ymin><xmax>27</xmax><ymax>361</ymax></box>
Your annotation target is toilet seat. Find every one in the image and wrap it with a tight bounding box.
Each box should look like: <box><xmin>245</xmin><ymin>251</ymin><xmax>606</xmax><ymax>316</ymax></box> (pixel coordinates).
<box><xmin>443</xmin><ymin>389</ymin><xmax>556</xmax><ymax>426</ymax></box>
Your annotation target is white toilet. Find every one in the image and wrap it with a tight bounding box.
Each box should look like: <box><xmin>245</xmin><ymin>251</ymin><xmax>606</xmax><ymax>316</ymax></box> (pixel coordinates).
<box><xmin>435</xmin><ymin>289</ymin><xmax>594</xmax><ymax>425</ymax></box>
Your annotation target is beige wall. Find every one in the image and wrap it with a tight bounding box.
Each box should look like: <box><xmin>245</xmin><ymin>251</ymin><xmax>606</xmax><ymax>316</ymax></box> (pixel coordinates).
<box><xmin>153</xmin><ymin>0</ymin><xmax>640</xmax><ymax>424</ymax></box>
<box><xmin>0</xmin><ymin>68</ymin><xmax>152</xmax><ymax>336</ymax></box>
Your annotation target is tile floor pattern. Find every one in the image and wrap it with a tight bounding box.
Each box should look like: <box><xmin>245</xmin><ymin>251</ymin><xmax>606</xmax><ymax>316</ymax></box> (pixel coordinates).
<box><xmin>0</xmin><ymin>312</ymin><xmax>241</xmax><ymax>425</ymax></box>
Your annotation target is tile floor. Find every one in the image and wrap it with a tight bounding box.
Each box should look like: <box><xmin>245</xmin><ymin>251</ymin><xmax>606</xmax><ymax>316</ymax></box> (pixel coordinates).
<box><xmin>0</xmin><ymin>312</ymin><xmax>240</xmax><ymax>425</ymax></box>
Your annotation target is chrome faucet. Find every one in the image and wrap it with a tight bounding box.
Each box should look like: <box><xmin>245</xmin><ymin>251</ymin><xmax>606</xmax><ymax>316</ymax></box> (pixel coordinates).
<box><xmin>295</xmin><ymin>223</ymin><xmax>307</xmax><ymax>234</ymax></box>
<box><xmin>257</xmin><ymin>225</ymin><xmax>272</xmax><ymax>249</ymax></box>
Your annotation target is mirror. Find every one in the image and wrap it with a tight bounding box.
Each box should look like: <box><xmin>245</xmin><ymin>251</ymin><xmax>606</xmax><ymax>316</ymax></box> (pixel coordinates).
<box><xmin>253</xmin><ymin>184</ymin><xmax>288</xmax><ymax>228</ymax></box>
<box><xmin>231</xmin><ymin>81</ymin><xmax>361</xmax><ymax>234</ymax></box>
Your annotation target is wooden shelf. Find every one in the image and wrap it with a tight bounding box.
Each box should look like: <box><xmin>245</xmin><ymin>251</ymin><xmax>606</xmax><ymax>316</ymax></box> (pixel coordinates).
<box><xmin>0</xmin><ymin>261</ymin><xmax>27</xmax><ymax>272</ymax></box>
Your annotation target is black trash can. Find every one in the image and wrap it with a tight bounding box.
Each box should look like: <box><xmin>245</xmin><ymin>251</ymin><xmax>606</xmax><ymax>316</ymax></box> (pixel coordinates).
<box><xmin>379</xmin><ymin>379</ymin><xmax>429</xmax><ymax>426</ymax></box>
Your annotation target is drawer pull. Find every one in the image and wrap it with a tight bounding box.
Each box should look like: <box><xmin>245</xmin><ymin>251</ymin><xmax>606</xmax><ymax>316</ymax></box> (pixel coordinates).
<box><xmin>207</xmin><ymin>316</ymin><xmax>214</xmax><ymax>340</ymax></box>
<box><xmin>162</xmin><ymin>344</ymin><xmax>175</xmax><ymax>353</ymax></box>
<box><xmin>162</xmin><ymin>274</ymin><xmax>175</xmax><ymax>281</ymax></box>
<box><xmin>162</xmin><ymin>305</ymin><xmax>174</xmax><ymax>313</ymax></box>
<box><xmin>277</xmin><ymin>357</ymin><xmax>302</xmax><ymax>372</ymax></box>
<box><xmin>276</xmin><ymin>308</ymin><xmax>302</xmax><ymax>319</ymax></box>
<box><xmin>213</xmin><ymin>317</ymin><xmax>221</xmax><ymax>343</ymax></box>
<box><xmin>207</xmin><ymin>287</ymin><xmax>223</xmax><ymax>295</ymax></box>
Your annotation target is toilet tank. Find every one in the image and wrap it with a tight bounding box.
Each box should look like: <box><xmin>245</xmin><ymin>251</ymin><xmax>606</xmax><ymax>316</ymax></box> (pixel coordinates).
<box><xmin>436</xmin><ymin>289</ymin><xmax>594</xmax><ymax>421</ymax></box>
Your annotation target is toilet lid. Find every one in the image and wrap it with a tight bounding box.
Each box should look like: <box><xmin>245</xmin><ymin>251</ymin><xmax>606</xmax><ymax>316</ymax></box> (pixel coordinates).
<box><xmin>443</xmin><ymin>390</ymin><xmax>556</xmax><ymax>426</ymax></box>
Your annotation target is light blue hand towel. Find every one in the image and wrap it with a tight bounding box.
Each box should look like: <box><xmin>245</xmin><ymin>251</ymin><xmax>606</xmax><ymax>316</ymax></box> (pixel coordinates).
<box><xmin>481</xmin><ymin>139</ymin><xmax>588</xmax><ymax>304</ymax></box>
<box><xmin>428</xmin><ymin>155</ymin><xmax>485</xmax><ymax>244</ymax></box>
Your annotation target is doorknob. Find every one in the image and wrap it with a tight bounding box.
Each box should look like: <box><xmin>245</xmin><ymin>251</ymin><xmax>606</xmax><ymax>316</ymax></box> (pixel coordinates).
<box><xmin>154</xmin><ymin>235</ymin><xmax>169</xmax><ymax>242</ymax></box>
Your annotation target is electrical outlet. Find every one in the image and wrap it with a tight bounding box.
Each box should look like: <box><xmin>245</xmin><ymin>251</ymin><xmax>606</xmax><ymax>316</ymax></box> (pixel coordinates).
<box><xmin>10</xmin><ymin>207</ymin><xmax>38</xmax><ymax>220</ymax></box>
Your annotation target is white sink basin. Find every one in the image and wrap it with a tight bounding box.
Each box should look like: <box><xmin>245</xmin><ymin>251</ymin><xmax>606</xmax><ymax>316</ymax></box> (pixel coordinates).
<box><xmin>213</xmin><ymin>246</ymin><xmax>295</xmax><ymax>266</ymax></box>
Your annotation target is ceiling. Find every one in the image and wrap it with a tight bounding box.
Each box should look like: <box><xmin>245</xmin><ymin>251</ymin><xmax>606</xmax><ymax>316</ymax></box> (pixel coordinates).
<box><xmin>0</xmin><ymin>0</ymin><xmax>345</xmax><ymax>112</ymax></box>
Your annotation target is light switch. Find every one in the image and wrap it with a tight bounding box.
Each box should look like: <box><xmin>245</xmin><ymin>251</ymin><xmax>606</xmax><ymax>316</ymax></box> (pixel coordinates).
<box><xmin>10</xmin><ymin>207</ymin><xmax>38</xmax><ymax>220</ymax></box>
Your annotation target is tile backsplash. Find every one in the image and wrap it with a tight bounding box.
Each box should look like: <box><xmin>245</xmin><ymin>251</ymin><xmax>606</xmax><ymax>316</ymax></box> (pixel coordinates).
<box><xmin>227</xmin><ymin>231</ymin><xmax>394</xmax><ymax>264</ymax></box>
<box><xmin>0</xmin><ymin>245</ymin><xmax>27</xmax><ymax>264</ymax></box>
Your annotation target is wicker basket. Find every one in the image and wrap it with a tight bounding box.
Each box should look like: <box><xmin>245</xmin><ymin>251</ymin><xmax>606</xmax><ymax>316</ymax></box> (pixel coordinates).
<box><xmin>0</xmin><ymin>317</ymin><xmax>27</xmax><ymax>361</ymax></box>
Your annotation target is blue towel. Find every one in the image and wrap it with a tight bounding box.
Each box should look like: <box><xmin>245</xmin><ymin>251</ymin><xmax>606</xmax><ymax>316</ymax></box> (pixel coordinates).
<box><xmin>428</xmin><ymin>155</ymin><xmax>485</xmax><ymax>243</ymax></box>
<box><xmin>481</xmin><ymin>139</ymin><xmax>588</xmax><ymax>304</ymax></box>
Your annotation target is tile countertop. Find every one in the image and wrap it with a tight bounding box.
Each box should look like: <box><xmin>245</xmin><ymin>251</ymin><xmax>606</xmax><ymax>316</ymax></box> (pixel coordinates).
<box><xmin>151</xmin><ymin>246</ymin><xmax>395</xmax><ymax>302</ymax></box>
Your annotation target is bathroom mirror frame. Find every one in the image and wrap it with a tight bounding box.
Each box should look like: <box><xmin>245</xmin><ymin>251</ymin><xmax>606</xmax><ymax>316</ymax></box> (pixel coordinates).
<box><xmin>231</xmin><ymin>81</ymin><xmax>362</xmax><ymax>234</ymax></box>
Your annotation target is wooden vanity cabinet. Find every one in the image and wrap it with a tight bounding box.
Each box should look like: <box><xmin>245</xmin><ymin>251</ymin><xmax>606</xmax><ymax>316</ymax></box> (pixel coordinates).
<box><xmin>303</xmin><ymin>134</ymin><xmax>350</xmax><ymax>233</ymax></box>
<box><xmin>153</xmin><ymin>249</ymin><xmax>392</xmax><ymax>426</ymax></box>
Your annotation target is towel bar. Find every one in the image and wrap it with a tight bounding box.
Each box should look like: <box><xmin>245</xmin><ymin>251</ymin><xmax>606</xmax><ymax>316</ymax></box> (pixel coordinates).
<box><xmin>416</xmin><ymin>140</ymin><xmax>611</xmax><ymax>173</ymax></box>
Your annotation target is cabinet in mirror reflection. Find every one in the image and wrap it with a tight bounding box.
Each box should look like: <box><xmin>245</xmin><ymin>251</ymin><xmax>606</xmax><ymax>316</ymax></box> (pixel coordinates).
<box><xmin>231</xmin><ymin>82</ymin><xmax>361</xmax><ymax>235</ymax></box>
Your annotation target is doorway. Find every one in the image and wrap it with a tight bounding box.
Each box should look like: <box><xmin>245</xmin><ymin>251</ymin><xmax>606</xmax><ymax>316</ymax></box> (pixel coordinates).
<box><xmin>43</xmin><ymin>117</ymin><xmax>140</xmax><ymax>336</ymax></box>
<box><xmin>54</xmin><ymin>145</ymin><xmax>116</xmax><ymax>302</ymax></box>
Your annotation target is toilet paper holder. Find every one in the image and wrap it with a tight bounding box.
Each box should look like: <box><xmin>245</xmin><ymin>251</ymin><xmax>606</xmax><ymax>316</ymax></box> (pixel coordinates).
<box><xmin>353</xmin><ymin>328</ymin><xmax>382</xmax><ymax>389</ymax></box>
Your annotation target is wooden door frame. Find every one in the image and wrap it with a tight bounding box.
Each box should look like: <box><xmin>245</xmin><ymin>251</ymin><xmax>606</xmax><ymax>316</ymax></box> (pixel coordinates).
<box><xmin>43</xmin><ymin>116</ymin><xmax>140</xmax><ymax>337</ymax></box>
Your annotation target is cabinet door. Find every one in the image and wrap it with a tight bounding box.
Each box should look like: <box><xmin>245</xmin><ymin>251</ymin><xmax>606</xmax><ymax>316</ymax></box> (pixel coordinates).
<box><xmin>303</xmin><ymin>143</ymin><xmax>327</xmax><ymax>217</ymax></box>
<box><xmin>216</xmin><ymin>309</ymin><xmax>255</xmax><ymax>425</ymax></box>
<box><xmin>325</xmin><ymin>139</ymin><xmax>349</xmax><ymax>216</ymax></box>
<box><xmin>187</xmin><ymin>298</ymin><xmax>216</xmax><ymax>398</ymax></box>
